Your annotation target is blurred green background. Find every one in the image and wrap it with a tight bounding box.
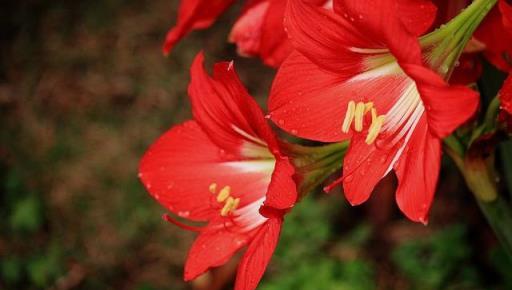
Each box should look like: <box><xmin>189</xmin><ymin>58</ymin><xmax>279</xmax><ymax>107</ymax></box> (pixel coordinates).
<box><xmin>1</xmin><ymin>0</ymin><xmax>511</xmax><ymax>289</ymax></box>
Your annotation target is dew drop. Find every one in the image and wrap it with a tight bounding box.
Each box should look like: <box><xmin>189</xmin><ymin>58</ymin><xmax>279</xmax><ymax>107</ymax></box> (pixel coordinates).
<box><xmin>265</xmin><ymin>114</ymin><xmax>272</xmax><ymax>119</ymax></box>
<box><xmin>344</xmin><ymin>175</ymin><xmax>354</xmax><ymax>182</ymax></box>
<box><xmin>178</xmin><ymin>211</ymin><xmax>190</xmax><ymax>217</ymax></box>
<box><xmin>278</xmin><ymin>119</ymin><xmax>285</xmax><ymax>125</ymax></box>
<box><xmin>291</xmin><ymin>129</ymin><xmax>298</xmax><ymax>135</ymax></box>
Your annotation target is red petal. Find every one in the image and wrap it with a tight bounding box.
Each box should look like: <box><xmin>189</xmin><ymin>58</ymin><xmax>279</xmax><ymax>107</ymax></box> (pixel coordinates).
<box><xmin>163</xmin><ymin>0</ymin><xmax>235</xmax><ymax>54</ymax></box>
<box><xmin>234</xmin><ymin>217</ymin><xmax>282</xmax><ymax>290</ymax></box>
<box><xmin>262</xmin><ymin>157</ymin><xmax>297</xmax><ymax>211</ymax></box>
<box><xmin>500</xmin><ymin>0</ymin><xmax>512</xmax><ymax>32</ymax></box>
<box><xmin>189</xmin><ymin>52</ymin><xmax>281</xmax><ymax>155</ymax></box>
<box><xmin>333</xmin><ymin>0</ymin><xmax>423</xmax><ymax>65</ymax></box>
<box><xmin>285</xmin><ymin>0</ymin><xmax>380</xmax><ymax>77</ymax></box>
<box><xmin>393</xmin><ymin>117</ymin><xmax>441</xmax><ymax>224</ymax></box>
<box><xmin>475</xmin><ymin>4</ymin><xmax>512</xmax><ymax>72</ymax></box>
<box><xmin>341</xmin><ymin>132</ymin><xmax>401</xmax><ymax>205</ymax></box>
<box><xmin>184</xmin><ymin>219</ymin><xmax>253</xmax><ymax>280</ymax></box>
<box><xmin>500</xmin><ymin>75</ymin><xmax>512</xmax><ymax>115</ymax></box>
<box><xmin>229</xmin><ymin>0</ymin><xmax>270</xmax><ymax>58</ymax></box>
<box><xmin>403</xmin><ymin>64</ymin><xmax>480</xmax><ymax>138</ymax></box>
<box><xmin>396</xmin><ymin>0</ymin><xmax>438</xmax><ymax>36</ymax></box>
<box><xmin>259</xmin><ymin>0</ymin><xmax>293</xmax><ymax>67</ymax></box>
<box><xmin>139</xmin><ymin>121</ymin><xmax>272</xmax><ymax>221</ymax></box>
<box><xmin>269</xmin><ymin>52</ymin><xmax>409</xmax><ymax>142</ymax></box>
<box><xmin>449</xmin><ymin>53</ymin><xmax>483</xmax><ymax>85</ymax></box>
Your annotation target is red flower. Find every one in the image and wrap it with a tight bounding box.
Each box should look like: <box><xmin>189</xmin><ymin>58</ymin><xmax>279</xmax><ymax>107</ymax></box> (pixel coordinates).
<box><xmin>474</xmin><ymin>0</ymin><xmax>512</xmax><ymax>72</ymax></box>
<box><xmin>162</xmin><ymin>0</ymin><xmax>235</xmax><ymax>55</ymax></box>
<box><xmin>501</xmin><ymin>74</ymin><xmax>512</xmax><ymax>115</ymax></box>
<box><xmin>229</xmin><ymin>0</ymin><xmax>332</xmax><ymax>67</ymax></box>
<box><xmin>268</xmin><ymin>0</ymin><xmax>479</xmax><ymax>223</ymax></box>
<box><xmin>139</xmin><ymin>53</ymin><xmax>297</xmax><ymax>289</ymax></box>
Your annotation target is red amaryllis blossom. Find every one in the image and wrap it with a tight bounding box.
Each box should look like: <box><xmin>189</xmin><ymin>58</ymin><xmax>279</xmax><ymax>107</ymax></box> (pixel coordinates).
<box><xmin>474</xmin><ymin>0</ymin><xmax>512</xmax><ymax>72</ymax></box>
<box><xmin>229</xmin><ymin>0</ymin><xmax>331</xmax><ymax>67</ymax></box>
<box><xmin>229</xmin><ymin>0</ymin><xmax>292</xmax><ymax>67</ymax></box>
<box><xmin>139</xmin><ymin>53</ymin><xmax>297</xmax><ymax>289</ymax></box>
<box><xmin>268</xmin><ymin>0</ymin><xmax>479</xmax><ymax>223</ymax></box>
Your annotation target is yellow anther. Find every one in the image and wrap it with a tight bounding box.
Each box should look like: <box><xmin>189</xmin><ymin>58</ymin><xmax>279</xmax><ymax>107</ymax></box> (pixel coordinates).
<box><xmin>209</xmin><ymin>183</ymin><xmax>217</xmax><ymax>193</ymax></box>
<box><xmin>371</xmin><ymin>107</ymin><xmax>377</xmax><ymax>123</ymax></box>
<box><xmin>354</xmin><ymin>102</ymin><xmax>366</xmax><ymax>132</ymax></box>
<box><xmin>364</xmin><ymin>102</ymin><xmax>373</xmax><ymax>113</ymax></box>
<box><xmin>220</xmin><ymin>196</ymin><xmax>236</xmax><ymax>216</ymax></box>
<box><xmin>365</xmin><ymin>115</ymin><xmax>386</xmax><ymax>144</ymax></box>
<box><xmin>216</xmin><ymin>186</ymin><xmax>231</xmax><ymax>202</ymax></box>
<box><xmin>341</xmin><ymin>101</ymin><xmax>356</xmax><ymax>133</ymax></box>
<box><xmin>232</xmin><ymin>198</ymin><xmax>240</xmax><ymax>211</ymax></box>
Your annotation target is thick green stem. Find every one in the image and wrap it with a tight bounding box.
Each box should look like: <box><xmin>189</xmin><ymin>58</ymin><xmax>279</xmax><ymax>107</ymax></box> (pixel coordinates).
<box><xmin>446</xmin><ymin>146</ymin><xmax>512</xmax><ymax>258</ymax></box>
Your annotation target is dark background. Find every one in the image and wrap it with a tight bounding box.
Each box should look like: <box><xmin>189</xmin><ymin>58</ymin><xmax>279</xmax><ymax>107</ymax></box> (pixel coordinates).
<box><xmin>1</xmin><ymin>0</ymin><xmax>511</xmax><ymax>289</ymax></box>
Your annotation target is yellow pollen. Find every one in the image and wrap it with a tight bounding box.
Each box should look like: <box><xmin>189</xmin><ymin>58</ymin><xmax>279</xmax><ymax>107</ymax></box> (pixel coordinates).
<box><xmin>365</xmin><ymin>115</ymin><xmax>386</xmax><ymax>144</ymax></box>
<box><xmin>232</xmin><ymin>198</ymin><xmax>240</xmax><ymax>211</ymax></box>
<box><xmin>216</xmin><ymin>186</ymin><xmax>231</xmax><ymax>202</ymax></box>
<box><xmin>341</xmin><ymin>101</ymin><xmax>356</xmax><ymax>133</ymax></box>
<box><xmin>364</xmin><ymin>102</ymin><xmax>373</xmax><ymax>113</ymax></box>
<box><xmin>209</xmin><ymin>183</ymin><xmax>217</xmax><ymax>193</ymax></box>
<box><xmin>354</xmin><ymin>102</ymin><xmax>366</xmax><ymax>132</ymax></box>
<box><xmin>371</xmin><ymin>107</ymin><xmax>377</xmax><ymax>123</ymax></box>
<box><xmin>220</xmin><ymin>196</ymin><xmax>236</xmax><ymax>216</ymax></box>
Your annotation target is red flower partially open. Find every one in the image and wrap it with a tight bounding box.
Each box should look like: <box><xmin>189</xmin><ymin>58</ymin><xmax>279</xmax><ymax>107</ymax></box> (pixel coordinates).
<box><xmin>268</xmin><ymin>0</ymin><xmax>479</xmax><ymax>223</ymax></box>
<box><xmin>475</xmin><ymin>0</ymin><xmax>512</xmax><ymax>72</ymax></box>
<box><xmin>139</xmin><ymin>53</ymin><xmax>297</xmax><ymax>290</ymax></box>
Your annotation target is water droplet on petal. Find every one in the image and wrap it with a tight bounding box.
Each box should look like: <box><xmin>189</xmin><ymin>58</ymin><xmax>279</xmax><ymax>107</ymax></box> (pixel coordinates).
<box><xmin>344</xmin><ymin>175</ymin><xmax>354</xmax><ymax>183</ymax></box>
<box><xmin>291</xmin><ymin>129</ymin><xmax>298</xmax><ymax>135</ymax></box>
<box><xmin>178</xmin><ymin>211</ymin><xmax>190</xmax><ymax>217</ymax></box>
<box><xmin>278</xmin><ymin>119</ymin><xmax>285</xmax><ymax>125</ymax></box>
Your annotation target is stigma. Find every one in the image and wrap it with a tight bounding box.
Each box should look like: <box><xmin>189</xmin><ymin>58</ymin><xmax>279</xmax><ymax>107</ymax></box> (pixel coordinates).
<box><xmin>341</xmin><ymin>100</ymin><xmax>385</xmax><ymax>144</ymax></box>
<box><xmin>209</xmin><ymin>183</ymin><xmax>241</xmax><ymax>216</ymax></box>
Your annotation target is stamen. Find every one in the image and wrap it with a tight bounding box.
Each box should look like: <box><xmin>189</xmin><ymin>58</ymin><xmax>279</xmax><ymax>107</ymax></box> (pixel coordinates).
<box><xmin>209</xmin><ymin>183</ymin><xmax>217</xmax><ymax>193</ymax></box>
<box><xmin>354</xmin><ymin>102</ymin><xmax>366</xmax><ymax>132</ymax></box>
<box><xmin>217</xmin><ymin>186</ymin><xmax>231</xmax><ymax>202</ymax></box>
<box><xmin>371</xmin><ymin>108</ymin><xmax>377</xmax><ymax>123</ymax></box>
<box><xmin>341</xmin><ymin>101</ymin><xmax>356</xmax><ymax>133</ymax></box>
<box><xmin>366</xmin><ymin>115</ymin><xmax>386</xmax><ymax>144</ymax></box>
<box><xmin>364</xmin><ymin>102</ymin><xmax>373</xmax><ymax>113</ymax></box>
<box><xmin>220</xmin><ymin>197</ymin><xmax>236</xmax><ymax>216</ymax></box>
<box><xmin>232</xmin><ymin>198</ymin><xmax>240</xmax><ymax>211</ymax></box>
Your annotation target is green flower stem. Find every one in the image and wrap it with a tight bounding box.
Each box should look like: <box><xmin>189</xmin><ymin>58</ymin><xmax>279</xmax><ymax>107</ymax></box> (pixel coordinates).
<box><xmin>283</xmin><ymin>141</ymin><xmax>349</xmax><ymax>198</ymax></box>
<box><xmin>445</xmin><ymin>145</ymin><xmax>512</xmax><ymax>258</ymax></box>
<box><xmin>421</xmin><ymin>0</ymin><xmax>498</xmax><ymax>78</ymax></box>
<box><xmin>500</xmin><ymin>142</ymin><xmax>512</xmax><ymax>200</ymax></box>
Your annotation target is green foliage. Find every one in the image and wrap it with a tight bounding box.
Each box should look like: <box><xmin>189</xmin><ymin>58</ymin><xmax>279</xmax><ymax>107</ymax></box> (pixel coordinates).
<box><xmin>8</xmin><ymin>195</ymin><xmax>43</xmax><ymax>233</ymax></box>
<box><xmin>26</xmin><ymin>244</ymin><xmax>64</xmax><ymax>288</ymax></box>
<box><xmin>261</xmin><ymin>196</ymin><xmax>376</xmax><ymax>290</ymax></box>
<box><xmin>392</xmin><ymin>224</ymin><xmax>480</xmax><ymax>290</ymax></box>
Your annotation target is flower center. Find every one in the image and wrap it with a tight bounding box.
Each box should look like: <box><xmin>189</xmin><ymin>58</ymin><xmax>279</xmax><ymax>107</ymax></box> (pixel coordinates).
<box><xmin>209</xmin><ymin>183</ymin><xmax>241</xmax><ymax>216</ymax></box>
<box><xmin>341</xmin><ymin>100</ymin><xmax>386</xmax><ymax>144</ymax></box>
